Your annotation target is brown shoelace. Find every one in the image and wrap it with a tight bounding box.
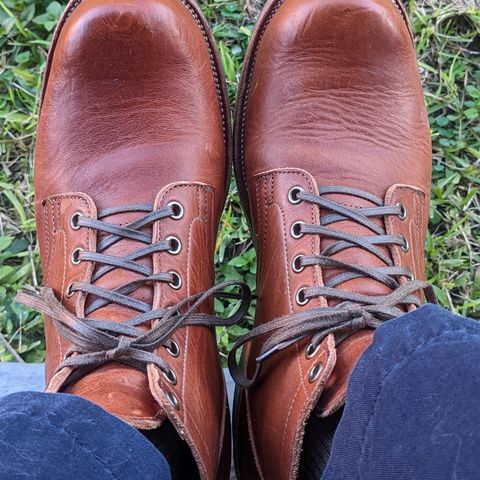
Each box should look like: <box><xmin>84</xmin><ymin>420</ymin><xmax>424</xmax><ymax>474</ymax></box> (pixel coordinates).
<box><xmin>228</xmin><ymin>186</ymin><xmax>436</xmax><ymax>389</ymax></box>
<box><xmin>17</xmin><ymin>203</ymin><xmax>251</xmax><ymax>388</ymax></box>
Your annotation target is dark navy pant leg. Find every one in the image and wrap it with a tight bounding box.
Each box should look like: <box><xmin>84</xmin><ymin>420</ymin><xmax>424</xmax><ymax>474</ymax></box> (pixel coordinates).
<box><xmin>322</xmin><ymin>304</ymin><xmax>480</xmax><ymax>480</ymax></box>
<box><xmin>0</xmin><ymin>391</ymin><xmax>171</xmax><ymax>480</ymax></box>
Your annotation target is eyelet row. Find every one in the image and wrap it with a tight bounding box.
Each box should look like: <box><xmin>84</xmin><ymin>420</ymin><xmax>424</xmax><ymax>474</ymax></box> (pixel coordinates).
<box><xmin>164</xmin><ymin>339</ymin><xmax>181</xmax><ymax>410</ymax></box>
<box><xmin>289</xmin><ymin>187</ymin><xmax>325</xmax><ymax>383</ymax></box>
<box><xmin>289</xmin><ymin>190</ymin><xmax>310</xmax><ymax>307</ymax></box>
<box><xmin>69</xmin><ymin>214</ymin><xmax>83</xmax><ymax>295</ymax></box>
<box><xmin>305</xmin><ymin>341</ymin><xmax>323</xmax><ymax>383</ymax></box>
<box><xmin>395</xmin><ymin>204</ymin><xmax>410</xmax><ymax>253</ymax></box>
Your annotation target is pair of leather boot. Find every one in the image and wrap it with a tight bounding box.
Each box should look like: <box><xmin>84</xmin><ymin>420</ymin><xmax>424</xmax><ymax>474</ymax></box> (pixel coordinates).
<box><xmin>19</xmin><ymin>0</ymin><xmax>434</xmax><ymax>479</ymax></box>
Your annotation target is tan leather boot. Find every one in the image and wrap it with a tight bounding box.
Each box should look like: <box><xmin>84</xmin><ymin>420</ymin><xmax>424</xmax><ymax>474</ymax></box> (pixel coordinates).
<box><xmin>230</xmin><ymin>0</ymin><xmax>435</xmax><ymax>479</ymax></box>
<box><xmin>18</xmin><ymin>1</ymin><xmax>249</xmax><ymax>479</ymax></box>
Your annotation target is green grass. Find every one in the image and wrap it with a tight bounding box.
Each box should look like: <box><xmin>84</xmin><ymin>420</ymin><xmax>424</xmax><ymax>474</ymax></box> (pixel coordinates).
<box><xmin>0</xmin><ymin>0</ymin><xmax>479</xmax><ymax>363</ymax></box>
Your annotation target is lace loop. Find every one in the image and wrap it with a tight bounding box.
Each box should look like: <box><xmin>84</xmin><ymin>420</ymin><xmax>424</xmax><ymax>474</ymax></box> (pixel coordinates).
<box><xmin>18</xmin><ymin>280</ymin><xmax>250</xmax><ymax>389</ymax></box>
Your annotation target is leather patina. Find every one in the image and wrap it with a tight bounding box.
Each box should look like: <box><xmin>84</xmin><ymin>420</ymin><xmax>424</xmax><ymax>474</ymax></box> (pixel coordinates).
<box><xmin>31</xmin><ymin>1</ymin><xmax>232</xmax><ymax>478</ymax></box>
<box><xmin>232</xmin><ymin>1</ymin><xmax>433</xmax><ymax>479</ymax></box>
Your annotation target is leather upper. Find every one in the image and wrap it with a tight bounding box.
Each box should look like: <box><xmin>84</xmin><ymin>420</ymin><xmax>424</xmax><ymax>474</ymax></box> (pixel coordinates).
<box><xmin>35</xmin><ymin>1</ymin><xmax>230</xmax><ymax>478</ymax></box>
<box><xmin>234</xmin><ymin>0</ymin><xmax>432</xmax><ymax>479</ymax></box>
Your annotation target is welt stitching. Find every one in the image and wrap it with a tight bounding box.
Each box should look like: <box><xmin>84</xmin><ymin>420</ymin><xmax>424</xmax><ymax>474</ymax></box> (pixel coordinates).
<box><xmin>357</xmin><ymin>327</ymin><xmax>480</xmax><ymax>480</ymax></box>
<box><xmin>65</xmin><ymin>0</ymin><xmax>82</xmax><ymax>19</ymax></box>
<box><xmin>178</xmin><ymin>0</ymin><xmax>227</xmax><ymax>143</ymax></box>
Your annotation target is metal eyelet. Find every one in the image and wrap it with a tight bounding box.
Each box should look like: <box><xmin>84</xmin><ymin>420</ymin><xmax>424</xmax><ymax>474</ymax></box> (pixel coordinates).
<box><xmin>166</xmin><ymin>340</ymin><xmax>180</xmax><ymax>358</ymax></box>
<box><xmin>168</xmin><ymin>271</ymin><xmax>182</xmax><ymax>290</ymax></box>
<box><xmin>401</xmin><ymin>237</ymin><xmax>410</xmax><ymax>253</ymax></box>
<box><xmin>397</xmin><ymin>203</ymin><xmax>407</xmax><ymax>221</ymax></box>
<box><xmin>168</xmin><ymin>201</ymin><xmax>184</xmax><ymax>220</ymax></box>
<box><xmin>71</xmin><ymin>248</ymin><xmax>83</xmax><ymax>265</ymax></box>
<box><xmin>66</xmin><ymin>282</ymin><xmax>75</xmax><ymax>298</ymax></box>
<box><xmin>290</xmin><ymin>221</ymin><xmax>305</xmax><ymax>239</ymax></box>
<box><xmin>70</xmin><ymin>212</ymin><xmax>82</xmax><ymax>230</ymax></box>
<box><xmin>166</xmin><ymin>236</ymin><xmax>182</xmax><ymax>255</ymax></box>
<box><xmin>292</xmin><ymin>254</ymin><xmax>305</xmax><ymax>273</ymax></box>
<box><xmin>166</xmin><ymin>391</ymin><xmax>180</xmax><ymax>410</ymax></box>
<box><xmin>309</xmin><ymin>362</ymin><xmax>323</xmax><ymax>383</ymax></box>
<box><xmin>163</xmin><ymin>367</ymin><xmax>177</xmax><ymax>386</ymax></box>
<box><xmin>288</xmin><ymin>186</ymin><xmax>305</xmax><ymax>204</ymax></box>
<box><xmin>305</xmin><ymin>342</ymin><xmax>320</xmax><ymax>359</ymax></box>
<box><xmin>296</xmin><ymin>287</ymin><xmax>309</xmax><ymax>306</ymax></box>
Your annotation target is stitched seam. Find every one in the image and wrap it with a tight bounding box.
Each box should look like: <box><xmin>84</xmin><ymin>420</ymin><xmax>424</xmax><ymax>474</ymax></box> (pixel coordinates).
<box><xmin>46</xmin><ymin>416</ymin><xmax>119</xmax><ymax>479</ymax></box>
<box><xmin>357</xmin><ymin>327</ymin><xmax>480</xmax><ymax>480</ymax></box>
<box><xmin>42</xmin><ymin>194</ymin><xmax>92</xmax><ymax>361</ymax></box>
<box><xmin>256</xmin><ymin>170</ymin><xmax>318</xmax><ymax>397</ymax></box>
<box><xmin>295</xmin><ymin>343</ymin><xmax>309</xmax><ymax>397</ymax></box>
<box><xmin>182</xmin><ymin>211</ymin><xmax>197</xmax><ymax>424</ymax></box>
<box><xmin>386</xmin><ymin>186</ymin><xmax>426</xmax><ymax>276</ymax></box>
<box><xmin>262</xmin><ymin>177</ymin><xmax>268</xmax><ymax>264</ymax></box>
<box><xmin>270</xmin><ymin>201</ymin><xmax>293</xmax><ymax>312</ymax></box>
<box><xmin>280</xmin><ymin>382</ymin><xmax>303</xmax><ymax>475</ymax></box>
<box><xmin>255</xmin><ymin>178</ymin><xmax>262</xmax><ymax>272</ymax></box>
<box><xmin>185</xmin><ymin>189</ymin><xmax>215</xmax><ymax>469</ymax></box>
<box><xmin>177</xmin><ymin>0</ymin><xmax>227</xmax><ymax>143</ymax></box>
<box><xmin>42</xmin><ymin>203</ymin><xmax>51</xmax><ymax>286</ymax></box>
<box><xmin>184</xmin><ymin>407</ymin><xmax>212</xmax><ymax>464</ymax></box>
<box><xmin>154</xmin><ymin>183</ymin><xmax>215</xmax><ymax>471</ymax></box>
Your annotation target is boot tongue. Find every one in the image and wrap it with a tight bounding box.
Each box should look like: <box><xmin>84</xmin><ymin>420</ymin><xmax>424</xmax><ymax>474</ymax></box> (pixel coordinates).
<box><xmin>315</xmin><ymin>191</ymin><xmax>394</xmax><ymax>417</ymax></box>
<box><xmin>65</xmin><ymin>209</ymin><xmax>164</xmax><ymax>429</ymax></box>
<box><xmin>85</xmin><ymin>209</ymin><xmax>154</xmax><ymax>324</ymax></box>
<box><xmin>320</xmin><ymin>192</ymin><xmax>392</xmax><ymax>304</ymax></box>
